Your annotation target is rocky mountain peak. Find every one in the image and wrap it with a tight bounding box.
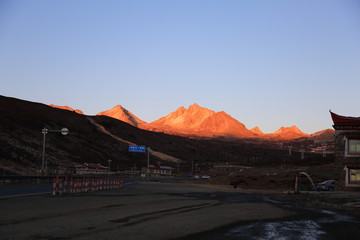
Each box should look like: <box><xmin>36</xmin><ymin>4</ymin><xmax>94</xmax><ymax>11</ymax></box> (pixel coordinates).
<box><xmin>97</xmin><ymin>105</ymin><xmax>146</xmax><ymax>127</ymax></box>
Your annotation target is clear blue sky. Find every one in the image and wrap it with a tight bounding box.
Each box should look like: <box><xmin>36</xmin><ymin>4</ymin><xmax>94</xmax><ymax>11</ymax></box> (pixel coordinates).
<box><xmin>1</xmin><ymin>0</ymin><xmax>359</xmax><ymax>133</ymax></box>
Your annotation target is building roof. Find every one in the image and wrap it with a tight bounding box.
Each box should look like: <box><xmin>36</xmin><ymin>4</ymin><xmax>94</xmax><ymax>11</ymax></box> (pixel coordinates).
<box><xmin>148</xmin><ymin>164</ymin><xmax>172</xmax><ymax>170</ymax></box>
<box><xmin>330</xmin><ymin>111</ymin><xmax>360</xmax><ymax>130</ymax></box>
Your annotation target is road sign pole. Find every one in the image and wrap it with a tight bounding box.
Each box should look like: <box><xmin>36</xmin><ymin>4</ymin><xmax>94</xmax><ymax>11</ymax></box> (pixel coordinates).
<box><xmin>147</xmin><ymin>147</ymin><xmax>150</xmax><ymax>177</ymax></box>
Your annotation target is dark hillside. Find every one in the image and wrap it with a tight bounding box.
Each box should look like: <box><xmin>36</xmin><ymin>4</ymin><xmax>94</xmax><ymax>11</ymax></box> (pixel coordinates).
<box><xmin>0</xmin><ymin>96</ymin><xmax>132</xmax><ymax>174</ymax></box>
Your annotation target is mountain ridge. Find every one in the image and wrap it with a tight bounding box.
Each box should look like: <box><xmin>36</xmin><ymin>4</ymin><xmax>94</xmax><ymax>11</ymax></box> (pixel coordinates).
<box><xmin>50</xmin><ymin>102</ymin><xmax>331</xmax><ymax>140</ymax></box>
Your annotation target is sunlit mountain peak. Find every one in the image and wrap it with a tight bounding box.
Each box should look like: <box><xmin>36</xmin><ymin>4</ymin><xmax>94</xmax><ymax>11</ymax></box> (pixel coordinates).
<box><xmin>49</xmin><ymin>104</ymin><xmax>84</xmax><ymax>114</ymax></box>
<box><xmin>97</xmin><ymin>105</ymin><xmax>146</xmax><ymax>127</ymax></box>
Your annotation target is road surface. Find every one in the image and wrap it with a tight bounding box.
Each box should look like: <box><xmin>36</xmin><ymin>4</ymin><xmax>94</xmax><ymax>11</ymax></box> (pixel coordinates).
<box><xmin>0</xmin><ymin>181</ymin><xmax>359</xmax><ymax>240</ymax></box>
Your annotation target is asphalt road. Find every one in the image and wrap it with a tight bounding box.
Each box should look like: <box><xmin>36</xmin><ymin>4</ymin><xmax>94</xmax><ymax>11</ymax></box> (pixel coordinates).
<box><xmin>0</xmin><ymin>182</ymin><xmax>359</xmax><ymax>240</ymax></box>
<box><xmin>0</xmin><ymin>183</ymin><xmax>52</xmax><ymax>198</ymax></box>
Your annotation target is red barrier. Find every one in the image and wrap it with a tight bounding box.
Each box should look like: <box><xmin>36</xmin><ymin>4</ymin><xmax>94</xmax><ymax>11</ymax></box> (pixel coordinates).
<box><xmin>52</xmin><ymin>177</ymin><xmax>123</xmax><ymax>196</ymax></box>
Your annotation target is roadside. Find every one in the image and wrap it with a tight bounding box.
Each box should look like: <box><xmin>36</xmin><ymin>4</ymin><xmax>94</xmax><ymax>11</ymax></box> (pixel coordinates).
<box><xmin>272</xmin><ymin>191</ymin><xmax>360</xmax><ymax>217</ymax></box>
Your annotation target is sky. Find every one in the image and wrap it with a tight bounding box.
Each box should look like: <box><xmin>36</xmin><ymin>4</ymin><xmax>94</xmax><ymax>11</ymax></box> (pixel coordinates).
<box><xmin>1</xmin><ymin>0</ymin><xmax>360</xmax><ymax>134</ymax></box>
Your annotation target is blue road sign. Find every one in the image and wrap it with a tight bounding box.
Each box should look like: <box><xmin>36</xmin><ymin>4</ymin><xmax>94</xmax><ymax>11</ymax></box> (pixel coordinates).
<box><xmin>129</xmin><ymin>145</ymin><xmax>146</xmax><ymax>152</ymax></box>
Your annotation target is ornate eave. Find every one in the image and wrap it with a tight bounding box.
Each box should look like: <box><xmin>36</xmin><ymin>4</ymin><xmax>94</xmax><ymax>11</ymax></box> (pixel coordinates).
<box><xmin>330</xmin><ymin>111</ymin><xmax>360</xmax><ymax>130</ymax></box>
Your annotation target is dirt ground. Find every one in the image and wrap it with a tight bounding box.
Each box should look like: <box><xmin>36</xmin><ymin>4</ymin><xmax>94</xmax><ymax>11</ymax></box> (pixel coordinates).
<box><xmin>178</xmin><ymin>163</ymin><xmax>360</xmax><ymax>217</ymax></box>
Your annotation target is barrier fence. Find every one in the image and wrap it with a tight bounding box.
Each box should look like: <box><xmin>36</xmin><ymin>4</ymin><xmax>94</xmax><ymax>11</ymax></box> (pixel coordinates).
<box><xmin>52</xmin><ymin>177</ymin><xmax>123</xmax><ymax>196</ymax></box>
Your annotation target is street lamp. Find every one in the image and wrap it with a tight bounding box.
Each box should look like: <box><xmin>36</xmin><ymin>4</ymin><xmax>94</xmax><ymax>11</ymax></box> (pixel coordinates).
<box><xmin>41</xmin><ymin>127</ymin><xmax>69</xmax><ymax>174</ymax></box>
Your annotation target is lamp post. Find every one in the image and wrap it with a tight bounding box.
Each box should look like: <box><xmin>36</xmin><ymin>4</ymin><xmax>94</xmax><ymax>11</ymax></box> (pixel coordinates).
<box><xmin>41</xmin><ymin>127</ymin><xmax>69</xmax><ymax>174</ymax></box>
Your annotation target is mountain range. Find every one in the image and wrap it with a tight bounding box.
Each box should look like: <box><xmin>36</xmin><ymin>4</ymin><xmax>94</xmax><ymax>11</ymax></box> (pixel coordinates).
<box><xmin>52</xmin><ymin>103</ymin><xmax>333</xmax><ymax>140</ymax></box>
<box><xmin>0</xmin><ymin>95</ymin><xmax>335</xmax><ymax>175</ymax></box>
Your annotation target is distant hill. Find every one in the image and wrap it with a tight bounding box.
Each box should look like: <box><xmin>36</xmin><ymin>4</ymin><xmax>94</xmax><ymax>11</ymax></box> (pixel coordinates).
<box><xmin>308</xmin><ymin>129</ymin><xmax>335</xmax><ymax>141</ymax></box>
<box><xmin>49</xmin><ymin>104</ymin><xmax>84</xmax><ymax>114</ymax></box>
<box><xmin>267</xmin><ymin>125</ymin><xmax>308</xmax><ymax>140</ymax></box>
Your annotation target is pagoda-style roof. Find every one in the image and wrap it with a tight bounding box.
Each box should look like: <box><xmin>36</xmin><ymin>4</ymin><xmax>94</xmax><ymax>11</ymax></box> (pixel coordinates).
<box><xmin>330</xmin><ymin>111</ymin><xmax>360</xmax><ymax>130</ymax></box>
